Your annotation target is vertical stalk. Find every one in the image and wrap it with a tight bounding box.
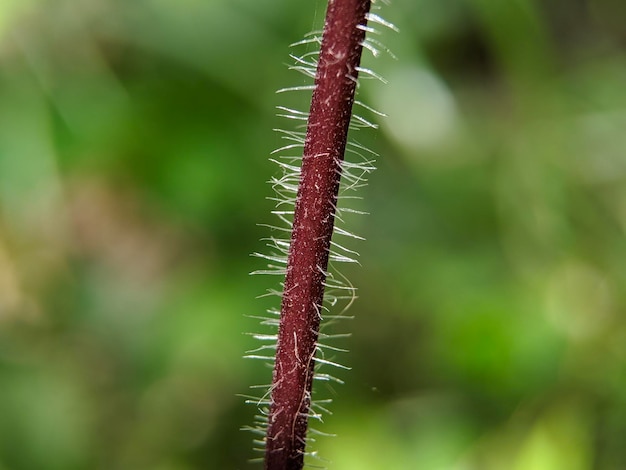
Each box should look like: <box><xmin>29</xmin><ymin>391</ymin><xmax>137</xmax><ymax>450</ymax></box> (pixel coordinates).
<box><xmin>264</xmin><ymin>0</ymin><xmax>372</xmax><ymax>469</ymax></box>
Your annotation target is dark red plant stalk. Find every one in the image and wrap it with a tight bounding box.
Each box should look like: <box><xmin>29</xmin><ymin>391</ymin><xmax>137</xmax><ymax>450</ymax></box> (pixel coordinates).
<box><xmin>264</xmin><ymin>0</ymin><xmax>372</xmax><ymax>468</ymax></box>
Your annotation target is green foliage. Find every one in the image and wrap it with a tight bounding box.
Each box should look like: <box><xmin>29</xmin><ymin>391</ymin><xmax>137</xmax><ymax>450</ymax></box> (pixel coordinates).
<box><xmin>0</xmin><ymin>0</ymin><xmax>625</xmax><ymax>468</ymax></box>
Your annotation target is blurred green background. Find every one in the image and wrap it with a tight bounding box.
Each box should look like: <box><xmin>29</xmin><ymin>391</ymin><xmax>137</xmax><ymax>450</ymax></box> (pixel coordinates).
<box><xmin>1</xmin><ymin>0</ymin><xmax>626</xmax><ymax>468</ymax></box>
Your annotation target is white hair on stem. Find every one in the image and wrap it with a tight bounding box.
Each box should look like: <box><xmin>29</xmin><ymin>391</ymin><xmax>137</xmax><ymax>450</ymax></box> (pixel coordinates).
<box><xmin>245</xmin><ymin>1</ymin><xmax>396</xmax><ymax>465</ymax></box>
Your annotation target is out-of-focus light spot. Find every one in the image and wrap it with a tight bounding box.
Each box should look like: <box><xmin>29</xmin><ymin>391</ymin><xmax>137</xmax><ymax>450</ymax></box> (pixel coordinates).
<box><xmin>374</xmin><ymin>64</ymin><xmax>460</xmax><ymax>153</ymax></box>
<box><xmin>575</xmin><ymin>111</ymin><xmax>626</xmax><ymax>184</ymax></box>
<box><xmin>545</xmin><ymin>260</ymin><xmax>613</xmax><ymax>341</ymax></box>
<box><xmin>0</xmin><ymin>0</ymin><xmax>37</xmax><ymax>45</ymax></box>
<box><xmin>512</xmin><ymin>402</ymin><xmax>592</xmax><ymax>470</ymax></box>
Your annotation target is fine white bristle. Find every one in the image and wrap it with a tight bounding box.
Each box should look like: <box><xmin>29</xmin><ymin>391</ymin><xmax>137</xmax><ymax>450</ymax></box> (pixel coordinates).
<box><xmin>245</xmin><ymin>2</ymin><xmax>395</xmax><ymax>464</ymax></box>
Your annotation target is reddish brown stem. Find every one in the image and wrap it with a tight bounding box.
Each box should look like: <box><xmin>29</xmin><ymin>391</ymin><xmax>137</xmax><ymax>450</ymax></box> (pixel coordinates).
<box><xmin>264</xmin><ymin>0</ymin><xmax>371</xmax><ymax>469</ymax></box>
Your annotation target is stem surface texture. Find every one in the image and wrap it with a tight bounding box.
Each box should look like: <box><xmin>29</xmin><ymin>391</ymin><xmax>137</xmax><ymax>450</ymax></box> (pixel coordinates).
<box><xmin>264</xmin><ymin>0</ymin><xmax>371</xmax><ymax>469</ymax></box>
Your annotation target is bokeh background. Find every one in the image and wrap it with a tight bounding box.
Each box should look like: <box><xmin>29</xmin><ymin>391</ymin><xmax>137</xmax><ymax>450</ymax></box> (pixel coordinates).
<box><xmin>1</xmin><ymin>0</ymin><xmax>626</xmax><ymax>468</ymax></box>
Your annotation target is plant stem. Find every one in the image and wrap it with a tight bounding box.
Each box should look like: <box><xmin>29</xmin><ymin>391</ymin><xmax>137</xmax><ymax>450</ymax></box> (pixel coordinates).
<box><xmin>264</xmin><ymin>0</ymin><xmax>372</xmax><ymax>469</ymax></box>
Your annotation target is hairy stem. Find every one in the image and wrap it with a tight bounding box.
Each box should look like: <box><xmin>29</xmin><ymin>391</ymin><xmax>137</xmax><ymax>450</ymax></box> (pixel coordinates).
<box><xmin>264</xmin><ymin>0</ymin><xmax>372</xmax><ymax>468</ymax></box>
